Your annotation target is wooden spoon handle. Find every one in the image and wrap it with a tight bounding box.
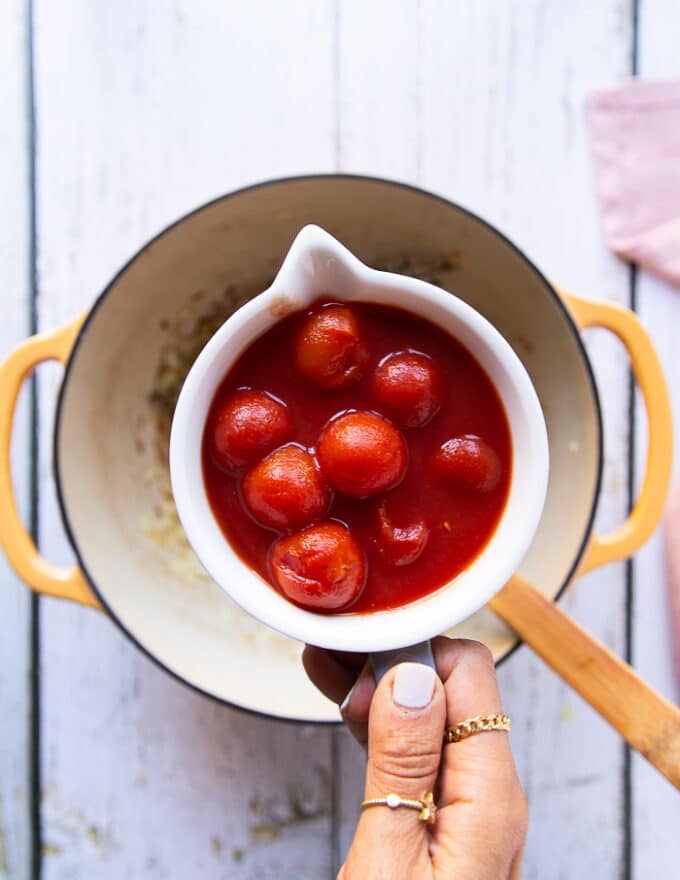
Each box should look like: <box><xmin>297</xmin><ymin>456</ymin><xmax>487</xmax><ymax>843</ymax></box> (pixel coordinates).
<box><xmin>489</xmin><ymin>575</ymin><xmax>680</xmax><ymax>789</ymax></box>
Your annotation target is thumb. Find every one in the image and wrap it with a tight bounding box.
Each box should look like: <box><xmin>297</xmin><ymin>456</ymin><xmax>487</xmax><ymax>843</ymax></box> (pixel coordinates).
<box><xmin>344</xmin><ymin>663</ymin><xmax>445</xmax><ymax>877</ymax></box>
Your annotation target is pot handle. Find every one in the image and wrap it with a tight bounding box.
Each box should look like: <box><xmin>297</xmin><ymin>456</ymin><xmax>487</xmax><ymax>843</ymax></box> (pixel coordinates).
<box><xmin>563</xmin><ymin>291</ymin><xmax>673</xmax><ymax>575</ymax></box>
<box><xmin>489</xmin><ymin>574</ymin><xmax>680</xmax><ymax>788</ymax></box>
<box><xmin>0</xmin><ymin>316</ymin><xmax>100</xmax><ymax>609</ymax></box>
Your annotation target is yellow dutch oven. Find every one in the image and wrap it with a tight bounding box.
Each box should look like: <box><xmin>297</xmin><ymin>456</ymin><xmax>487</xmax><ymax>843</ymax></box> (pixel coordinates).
<box><xmin>0</xmin><ymin>176</ymin><xmax>673</xmax><ymax>731</ymax></box>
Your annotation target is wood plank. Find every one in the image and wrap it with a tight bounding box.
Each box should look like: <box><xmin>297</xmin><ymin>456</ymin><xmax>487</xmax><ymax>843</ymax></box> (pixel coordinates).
<box><xmin>34</xmin><ymin>2</ymin><xmax>336</xmax><ymax>878</ymax></box>
<box><xmin>490</xmin><ymin>575</ymin><xmax>680</xmax><ymax>788</ymax></box>
<box><xmin>0</xmin><ymin>1</ymin><xmax>33</xmax><ymax>877</ymax></box>
<box><xmin>632</xmin><ymin>0</ymin><xmax>680</xmax><ymax>874</ymax></box>
<box><xmin>333</xmin><ymin>2</ymin><xmax>635</xmax><ymax>877</ymax></box>
<box><xmin>336</xmin><ymin>0</ymin><xmax>421</xmax><ymax>177</ymax></box>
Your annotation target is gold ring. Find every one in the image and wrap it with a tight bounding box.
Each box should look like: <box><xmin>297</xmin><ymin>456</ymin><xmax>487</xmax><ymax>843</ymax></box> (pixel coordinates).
<box><xmin>444</xmin><ymin>713</ymin><xmax>511</xmax><ymax>743</ymax></box>
<box><xmin>361</xmin><ymin>791</ymin><xmax>436</xmax><ymax>824</ymax></box>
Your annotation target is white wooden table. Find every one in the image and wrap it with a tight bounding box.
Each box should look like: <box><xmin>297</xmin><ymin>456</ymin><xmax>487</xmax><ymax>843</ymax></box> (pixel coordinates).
<box><xmin>2</xmin><ymin>2</ymin><xmax>679</xmax><ymax>877</ymax></box>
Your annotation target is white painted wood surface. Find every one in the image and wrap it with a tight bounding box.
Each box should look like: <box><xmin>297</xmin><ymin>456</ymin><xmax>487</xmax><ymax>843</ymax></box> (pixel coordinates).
<box><xmin>335</xmin><ymin>3</ymin><xmax>636</xmax><ymax>875</ymax></box>
<box><xmin>0</xmin><ymin>0</ymin><xmax>675</xmax><ymax>877</ymax></box>
<box><xmin>632</xmin><ymin>0</ymin><xmax>680</xmax><ymax>876</ymax></box>
<box><xmin>0</xmin><ymin>2</ymin><xmax>32</xmax><ymax>878</ymax></box>
<box><xmin>34</xmin><ymin>3</ymin><xmax>335</xmax><ymax>878</ymax></box>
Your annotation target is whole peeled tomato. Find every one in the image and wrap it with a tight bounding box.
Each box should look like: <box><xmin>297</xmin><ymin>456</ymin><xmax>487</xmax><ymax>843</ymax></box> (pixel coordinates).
<box><xmin>294</xmin><ymin>305</ymin><xmax>366</xmax><ymax>390</ymax></box>
<box><xmin>269</xmin><ymin>521</ymin><xmax>367</xmax><ymax>611</ymax></box>
<box><xmin>433</xmin><ymin>434</ymin><xmax>502</xmax><ymax>493</ymax></box>
<box><xmin>376</xmin><ymin>499</ymin><xmax>429</xmax><ymax>566</ymax></box>
<box><xmin>371</xmin><ymin>350</ymin><xmax>442</xmax><ymax>427</ymax></box>
<box><xmin>316</xmin><ymin>410</ymin><xmax>408</xmax><ymax>498</ymax></box>
<box><xmin>210</xmin><ymin>389</ymin><xmax>293</xmax><ymax>471</ymax></box>
<box><xmin>242</xmin><ymin>444</ymin><xmax>330</xmax><ymax>531</ymax></box>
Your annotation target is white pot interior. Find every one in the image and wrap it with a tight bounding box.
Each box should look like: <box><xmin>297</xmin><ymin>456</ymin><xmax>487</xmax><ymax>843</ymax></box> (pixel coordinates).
<box><xmin>57</xmin><ymin>177</ymin><xmax>600</xmax><ymax>722</ymax></box>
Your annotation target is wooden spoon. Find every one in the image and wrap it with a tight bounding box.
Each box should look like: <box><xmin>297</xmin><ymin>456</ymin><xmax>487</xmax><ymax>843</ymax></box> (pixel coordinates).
<box><xmin>489</xmin><ymin>574</ymin><xmax>680</xmax><ymax>789</ymax></box>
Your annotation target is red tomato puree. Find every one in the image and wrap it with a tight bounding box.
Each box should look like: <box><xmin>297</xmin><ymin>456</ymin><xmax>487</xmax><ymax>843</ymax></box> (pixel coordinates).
<box><xmin>202</xmin><ymin>300</ymin><xmax>511</xmax><ymax>614</ymax></box>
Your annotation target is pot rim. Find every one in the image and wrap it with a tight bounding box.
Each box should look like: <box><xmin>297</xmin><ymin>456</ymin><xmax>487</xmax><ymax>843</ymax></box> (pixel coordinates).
<box><xmin>52</xmin><ymin>172</ymin><xmax>605</xmax><ymax>724</ymax></box>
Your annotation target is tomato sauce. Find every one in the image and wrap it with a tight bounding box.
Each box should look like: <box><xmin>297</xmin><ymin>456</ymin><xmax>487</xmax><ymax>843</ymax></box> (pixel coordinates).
<box><xmin>201</xmin><ymin>300</ymin><xmax>512</xmax><ymax>613</ymax></box>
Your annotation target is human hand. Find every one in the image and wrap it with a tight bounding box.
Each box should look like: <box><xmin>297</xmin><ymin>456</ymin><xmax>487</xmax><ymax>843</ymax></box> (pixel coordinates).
<box><xmin>303</xmin><ymin>637</ymin><xmax>528</xmax><ymax>879</ymax></box>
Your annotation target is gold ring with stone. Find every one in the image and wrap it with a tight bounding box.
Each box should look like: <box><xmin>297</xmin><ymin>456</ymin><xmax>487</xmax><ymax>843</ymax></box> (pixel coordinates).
<box><xmin>360</xmin><ymin>791</ymin><xmax>436</xmax><ymax>824</ymax></box>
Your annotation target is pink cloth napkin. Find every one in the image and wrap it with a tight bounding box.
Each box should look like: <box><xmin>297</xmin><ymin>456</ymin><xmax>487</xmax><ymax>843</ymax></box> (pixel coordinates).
<box><xmin>588</xmin><ymin>79</ymin><xmax>680</xmax><ymax>287</ymax></box>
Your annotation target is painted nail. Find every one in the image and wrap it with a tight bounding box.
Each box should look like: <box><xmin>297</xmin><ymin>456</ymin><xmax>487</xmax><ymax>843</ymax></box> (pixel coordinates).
<box><xmin>392</xmin><ymin>663</ymin><xmax>436</xmax><ymax>709</ymax></box>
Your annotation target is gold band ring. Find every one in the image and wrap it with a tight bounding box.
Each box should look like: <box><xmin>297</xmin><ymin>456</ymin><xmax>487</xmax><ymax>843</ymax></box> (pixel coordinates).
<box><xmin>361</xmin><ymin>791</ymin><xmax>436</xmax><ymax>824</ymax></box>
<box><xmin>444</xmin><ymin>713</ymin><xmax>511</xmax><ymax>743</ymax></box>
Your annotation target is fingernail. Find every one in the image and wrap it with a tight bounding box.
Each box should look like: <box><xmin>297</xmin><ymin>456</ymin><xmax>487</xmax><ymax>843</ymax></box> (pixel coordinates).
<box><xmin>392</xmin><ymin>663</ymin><xmax>436</xmax><ymax>709</ymax></box>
